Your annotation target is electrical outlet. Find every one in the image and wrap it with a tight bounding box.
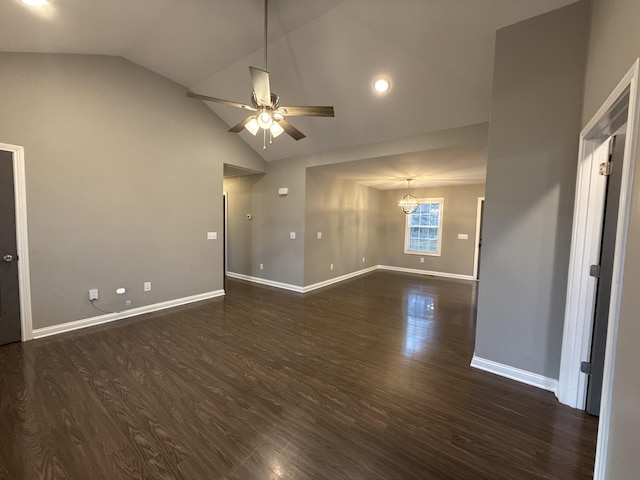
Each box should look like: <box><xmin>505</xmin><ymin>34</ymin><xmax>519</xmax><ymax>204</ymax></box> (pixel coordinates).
<box><xmin>362</xmin><ymin>256</ymin><xmax>366</xmax><ymax>263</ymax></box>
<box><xmin>144</xmin><ymin>281</ymin><xmax>151</xmax><ymax>292</ymax></box>
<box><xmin>88</xmin><ymin>289</ymin><xmax>99</xmax><ymax>301</ymax></box>
<box><xmin>260</xmin><ymin>263</ymin><xmax>264</xmax><ymax>270</ymax></box>
<box><xmin>420</xmin><ymin>257</ymin><xmax>425</xmax><ymax>263</ymax></box>
<box><xmin>317</xmin><ymin>232</ymin><xmax>322</xmax><ymax>239</ymax></box>
<box><xmin>330</xmin><ymin>263</ymin><xmax>334</xmax><ymax>270</ymax></box>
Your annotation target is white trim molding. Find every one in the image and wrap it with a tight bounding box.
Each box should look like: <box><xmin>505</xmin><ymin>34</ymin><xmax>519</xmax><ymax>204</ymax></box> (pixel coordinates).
<box><xmin>472</xmin><ymin>197</ymin><xmax>485</xmax><ymax>280</ymax></box>
<box><xmin>226</xmin><ymin>272</ymin><xmax>304</xmax><ymax>293</ymax></box>
<box><xmin>0</xmin><ymin>143</ymin><xmax>33</xmax><ymax>341</ymax></box>
<box><xmin>595</xmin><ymin>60</ymin><xmax>640</xmax><ymax>480</ymax></box>
<box><xmin>302</xmin><ymin>266</ymin><xmax>378</xmax><ymax>292</ymax></box>
<box><xmin>556</xmin><ymin>59</ymin><xmax>640</xmax><ymax>480</ymax></box>
<box><xmin>228</xmin><ymin>265</ymin><xmax>475</xmax><ymax>293</ymax></box>
<box><xmin>558</xmin><ymin>137</ymin><xmax>612</xmax><ymax>409</ymax></box>
<box><xmin>378</xmin><ymin>265</ymin><xmax>475</xmax><ymax>281</ymax></box>
<box><xmin>32</xmin><ymin>290</ymin><xmax>225</xmax><ymax>339</ymax></box>
<box><xmin>471</xmin><ymin>356</ymin><xmax>559</xmax><ymax>393</ymax></box>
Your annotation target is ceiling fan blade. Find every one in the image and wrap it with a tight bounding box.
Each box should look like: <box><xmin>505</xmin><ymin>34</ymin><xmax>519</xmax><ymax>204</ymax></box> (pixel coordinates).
<box><xmin>228</xmin><ymin>116</ymin><xmax>255</xmax><ymax>133</ymax></box>
<box><xmin>276</xmin><ymin>118</ymin><xmax>306</xmax><ymax>141</ymax></box>
<box><xmin>277</xmin><ymin>106</ymin><xmax>335</xmax><ymax>117</ymax></box>
<box><xmin>249</xmin><ymin>66</ymin><xmax>271</xmax><ymax>106</ymax></box>
<box><xmin>186</xmin><ymin>92</ymin><xmax>256</xmax><ymax>111</ymax></box>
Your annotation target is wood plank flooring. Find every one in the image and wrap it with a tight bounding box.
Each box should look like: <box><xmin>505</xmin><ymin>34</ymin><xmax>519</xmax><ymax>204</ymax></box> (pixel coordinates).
<box><xmin>0</xmin><ymin>272</ymin><xmax>597</xmax><ymax>479</ymax></box>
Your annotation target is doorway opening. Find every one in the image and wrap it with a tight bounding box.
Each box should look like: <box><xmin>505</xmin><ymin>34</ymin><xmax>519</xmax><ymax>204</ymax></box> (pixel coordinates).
<box><xmin>557</xmin><ymin>60</ymin><xmax>640</xmax><ymax>479</ymax></box>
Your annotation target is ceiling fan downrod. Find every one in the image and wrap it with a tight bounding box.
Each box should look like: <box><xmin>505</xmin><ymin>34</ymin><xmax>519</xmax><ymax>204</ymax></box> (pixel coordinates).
<box><xmin>264</xmin><ymin>0</ymin><xmax>269</xmax><ymax>72</ymax></box>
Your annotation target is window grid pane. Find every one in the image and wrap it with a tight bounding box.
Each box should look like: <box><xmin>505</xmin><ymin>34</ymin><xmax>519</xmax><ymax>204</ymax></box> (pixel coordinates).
<box><xmin>405</xmin><ymin>200</ymin><xmax>442</xmax><ymax>255</ymax></box>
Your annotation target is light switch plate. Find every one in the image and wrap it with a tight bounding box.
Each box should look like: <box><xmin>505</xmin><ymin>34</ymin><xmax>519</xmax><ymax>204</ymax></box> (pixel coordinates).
<box><xmin>290</xmin><ymin>232</ymin><xmax>296</xmax><ymax>239</ymax></box>
<box><xmin>317</xmin><ymin>232</ymin><xmax>322</xmax><ymax>239</ymax></box>
<box><xmin>458</xmin><ymin>233</ymin><xmax>469</xmax><ymax>240</ymax></box>
<box><xmin>207</xmin><ymin>232</ymin><xmax>217</xmax><ymax>240</ymax></box>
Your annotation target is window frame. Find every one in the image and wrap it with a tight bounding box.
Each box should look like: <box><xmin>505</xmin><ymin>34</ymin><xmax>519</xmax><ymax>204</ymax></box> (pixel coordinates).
<box><xmin>403</xmin><ymin>197</ymin><xmax>444</xmax><ymax>256</ymax></box>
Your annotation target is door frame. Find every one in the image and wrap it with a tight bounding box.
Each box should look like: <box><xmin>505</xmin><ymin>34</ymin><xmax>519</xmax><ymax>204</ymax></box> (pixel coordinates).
<box><xmin>472</xmin><ymin>196</ymin><xmax>485</xmax><ymax>280</ymax></box>
<box><xmin>557</xmin><ymin>60</ymin><xmax>640</xmax><ymax>478</ymax></box>
<box><xmin>0</xmin><ymin>143</ymin><xmax>33</xmax><ymax>341</ymax></box>
<box><xmin>223</xmin><ymin>192</ymin><xmax>228</xmax><ymax>276</ymax></box>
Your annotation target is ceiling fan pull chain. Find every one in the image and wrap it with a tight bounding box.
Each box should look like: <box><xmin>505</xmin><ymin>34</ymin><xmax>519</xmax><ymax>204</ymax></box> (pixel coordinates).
<box><xmin>263</xmin><ymin>128</ymin><xmax>267</xmax><ymax>150</ymax></box>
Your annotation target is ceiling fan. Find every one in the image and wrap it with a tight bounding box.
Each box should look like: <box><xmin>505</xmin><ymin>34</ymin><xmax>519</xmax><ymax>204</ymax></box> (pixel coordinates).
<box><xmin>186</xmin><ymin>0</ymin><xmax>335</xmax><ymax>147</ymax></box>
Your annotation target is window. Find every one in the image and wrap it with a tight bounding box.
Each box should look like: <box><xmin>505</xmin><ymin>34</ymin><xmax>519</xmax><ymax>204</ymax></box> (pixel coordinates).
<box><xmin>404</xmin><ymin>198</ymin><xmax>443</xmax><ymax>256</ymax></box>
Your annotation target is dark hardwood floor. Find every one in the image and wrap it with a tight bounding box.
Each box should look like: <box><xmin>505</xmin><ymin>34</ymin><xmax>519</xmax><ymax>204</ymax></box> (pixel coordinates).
<box><xmin>0</xmin><ymin>272</ymin><xmax>597</xmax><ymax>479</ymax></box>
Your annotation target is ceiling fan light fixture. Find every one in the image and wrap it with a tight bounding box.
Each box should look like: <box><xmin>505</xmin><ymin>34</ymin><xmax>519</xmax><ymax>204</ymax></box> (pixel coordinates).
<box><xmin>257</xmin><ymin>110</ymin><xmax>273</xmax><ymax>129</ymax></box>
<box><xmin>270</xmin><ymin>122</ymin><xmax>284</xmax><ymax>138</ymax></box>
<box><xmin>245</xmin><ymin>118</ymin><xmax>260</xmax><ymax>135</ymax></box>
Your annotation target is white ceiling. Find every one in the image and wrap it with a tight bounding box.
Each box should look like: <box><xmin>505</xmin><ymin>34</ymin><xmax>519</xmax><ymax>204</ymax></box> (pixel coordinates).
<box><xmin>3</xmin><ymin>0</ymin><xmax>577</xmax><ymax>185</ymax></box>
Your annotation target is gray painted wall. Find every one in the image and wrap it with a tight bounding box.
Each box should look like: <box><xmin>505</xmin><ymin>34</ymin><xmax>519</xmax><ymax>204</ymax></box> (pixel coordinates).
<box><xmin>249</xmin><ymin>158</ymin><xmax>307</xmax><ymax>286</ymax></box>
<box><xmin>0</xmin><ymin>53</ymin><xmax>265</xmax><ymax>329</ymax></box>
<box><xmin>474</xmin><ymin>2</ymin><xmax>590</xmax><ymax>379</ymax></box>
<box><xmin>223</xmin><ymin>174</ymin><xmax>262</xmax><ymax>276</ymax></box>
<box><xmin>242</xmin><ymin>125</ymin><xmax>489</xmax><ymax>288</ymax></box>
<box><xmin>304</xmin><ymin>169</ymin><xmax>380</xmax><ymax>286</ymax></box>
<box><xmin>379</xmin><ymin>184</ymin><xmax>485</xmax><ymax>277</ymax></box>
<box><xmin>582</xmin><ymin>1</ymin><xmax>640</xmax><ymax>477</ymax></box>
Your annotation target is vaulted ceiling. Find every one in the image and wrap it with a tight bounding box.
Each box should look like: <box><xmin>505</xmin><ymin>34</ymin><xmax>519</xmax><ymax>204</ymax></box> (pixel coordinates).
<box><xmin>2</xmin><ymin>0</ymin><xmax>577</xmax><ymax>184</ymax></box>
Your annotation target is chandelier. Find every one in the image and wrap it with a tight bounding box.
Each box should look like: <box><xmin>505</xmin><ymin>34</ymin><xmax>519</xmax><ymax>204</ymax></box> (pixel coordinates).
<box><xmin>398</xmin><ymin>178</ymin><xmax>419</xmax><ymax>214</ymax></box>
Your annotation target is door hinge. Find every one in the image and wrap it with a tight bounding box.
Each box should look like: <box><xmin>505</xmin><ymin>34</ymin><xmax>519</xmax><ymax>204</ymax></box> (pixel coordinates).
<box><xmin>580</xmin><ymin>361</ymin><xmax>591</xmax><ymax>375</ymax></box>
<box><xmin>599</xmin><ymin>161</ymin><xmax>613</xmax><ymax>176</ymax></box>
<box><xmin>589</xmin><ymin>264</ymin><xmax>601</xmax><ymax>278</ymax></box>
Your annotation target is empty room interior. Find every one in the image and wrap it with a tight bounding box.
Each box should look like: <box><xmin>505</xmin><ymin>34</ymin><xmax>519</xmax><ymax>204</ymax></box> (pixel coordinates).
<box><xmin>1</xmin><ymin>0</ymin><xmax>640</xmax><ymax>479</ymax></box>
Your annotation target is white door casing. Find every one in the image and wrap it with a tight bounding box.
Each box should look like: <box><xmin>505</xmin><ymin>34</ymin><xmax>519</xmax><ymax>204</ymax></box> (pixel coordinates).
<box><xmin>557</xmin><ymin>59</ymin><xmax>640</xmax><ymax>480</ymax></box>
<box><xmin>0</xmin><ymin>143</ymin><xmax>33</xmax><ymax>341</ymax></box>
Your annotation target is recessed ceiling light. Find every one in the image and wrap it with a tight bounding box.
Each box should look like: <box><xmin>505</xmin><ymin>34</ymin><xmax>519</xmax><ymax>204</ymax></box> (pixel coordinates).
<box><xmin>22</xmin><ymin>0</ymin><xmax>48</xmax><ymax>5</ymax></box>
<box><xmin>373</xmin><ymin>77</ymin><xmax>391</xmax><ymax>94</ymax></box>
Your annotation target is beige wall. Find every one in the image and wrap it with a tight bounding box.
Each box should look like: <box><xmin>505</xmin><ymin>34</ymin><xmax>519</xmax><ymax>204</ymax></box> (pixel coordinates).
<box><xmin>379</xmin><ymin>184</ymin><xmax>485</xmax><ymax>277</ymax></box>
<box><xmin>304</xmin><ymin>169</ymin><xmax>380</xmax><ymax>285</ymax></box>
<box><xmin>474</xmin><ymin>1</ymin><xmax>590</xmax><ymax>379</ymax></box>
<box><xmin>0</xmin><ymin>53</ymin><xmax>265</xmax><ymax>329</ymax></box>
<box><xmin>582</xmin><ymin>1</ymin><xmax>640</xmax><ymax>478</ymax></box>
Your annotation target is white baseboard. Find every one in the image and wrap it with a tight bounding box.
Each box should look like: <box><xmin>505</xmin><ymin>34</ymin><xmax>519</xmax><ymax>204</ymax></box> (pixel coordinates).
<box><xmin>228</xmin><ymin>265</ymin><xmax>473</xmax><ymax>294</ymax></box>
<box><xmin>378</xmin><ymin>265</ymin><xmax>475</xmax><ymax>281</ymax></box>
<box><xmin>32</xmin><ymin>290</ymin><xmax>226</xmax><ymax>339</ymax></box>
<box><xmin>302</xmin><ymin>266</ymin><xmax>379</xmax><ymax>293</ymax></box>
<box><xmin>471</xmin><ymin>355</ymin><xmax>559</xmax><ymax>393</ymax></box>
<box><xmin>226</xmin><ymin>272</ymin><xmax>304</xmax><ymax>293</ymax></box>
